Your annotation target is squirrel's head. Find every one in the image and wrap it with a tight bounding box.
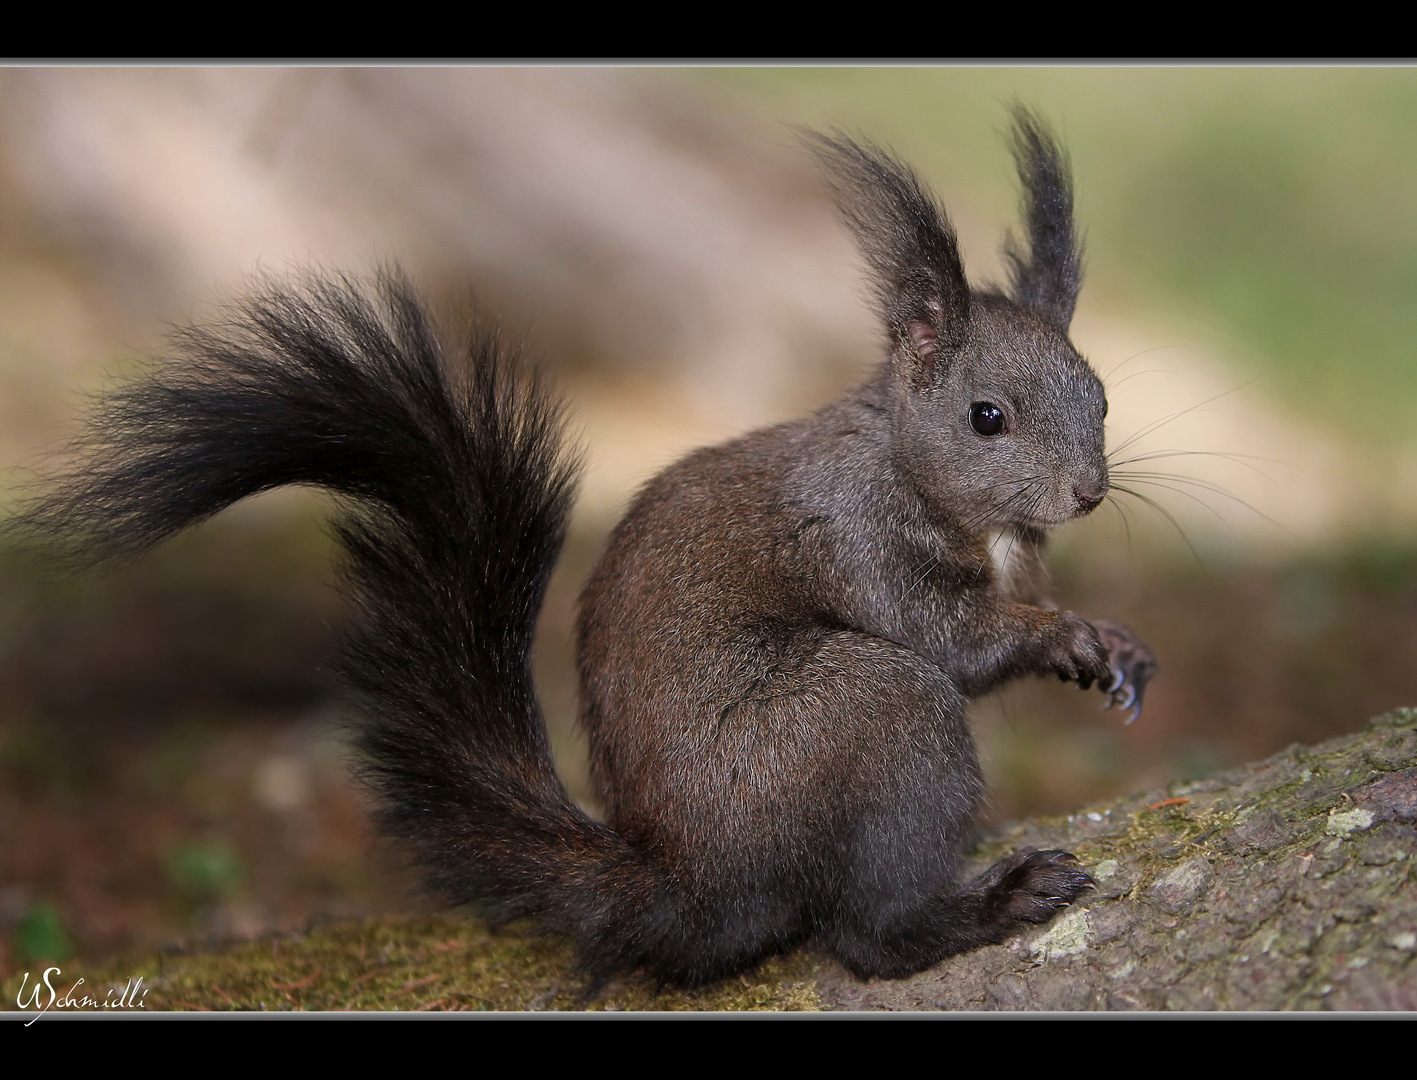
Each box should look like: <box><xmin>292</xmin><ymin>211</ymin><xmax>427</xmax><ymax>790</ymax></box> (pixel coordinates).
<box><xmin>810</xmin><ymin>107</ymin><xmax>1108</xmax><ymax>532</ymax></box>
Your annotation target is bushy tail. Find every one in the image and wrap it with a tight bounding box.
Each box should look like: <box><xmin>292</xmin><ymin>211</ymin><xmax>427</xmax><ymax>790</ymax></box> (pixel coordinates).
<box><xmin>19</xmin><ymin>270</ymin><xmax>662</xmax><ymax>977</ymax></box>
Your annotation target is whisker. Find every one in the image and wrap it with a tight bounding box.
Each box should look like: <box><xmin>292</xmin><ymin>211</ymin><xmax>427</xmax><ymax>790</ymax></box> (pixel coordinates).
<box><xmin>962</xmin><ymin>479</ymin><xmax>1041</xmax><ymax>535</ymax></box>
<box><xmin>997</xmin><ymin>524</ymin><xmax>1026</xmax><ymax>583</ymax></box>
<box><xmin>913</xmin><ymin>474</ymin><xmax>1049</xmax><ymax>590</ymax></box>
<box><xmin>991</xmin><ymin>528</ymin><xmax>1014</xmax><ymax>579</ymax></box>
<box><xmin>1101</xmin><ymin>344</ymin><xmax>1186</xmax><ymax>384</ymax></box>
<box><xmin>1107</xmin><ymin>368</ymin><xmax>1166</xmax><ymax>392</ymax></box>
<box><xmin>1110</xmin><ymin>471</ymin><xmax>1290</xmax><ymax>534</ymax></box>
<box><xmin>1113</xmin><ymin>497</ymin><xmax>1136</xmax><ymax>552</ymax></box>
<box><xmin>902</xmin><ymin>553</ymin><xmax>941</xmax><ymax>600</ymax></box>
<box><xmin>967</xmin><ymin>479</ymin><xmax>1045</xmax><ymax>580</ymax></box>
<box><xmin>1112</xmin><ymin>475</ymin><xmax>1236</xmax><ymax>532</ymax></box>
<box><xmin>1110</xmin><ymin>448</ymin><xmax>1282</xmax><ymax>482</ymax></box>
<box><xmin>1109</xmin><ymin>483</ymin><xmax>1210</xmax><ymax>574</ymax></box>
<box><xmin>972</xmin><ymin>473</ymin><xmax>1053</xmax><ymax>494</ymax></box>
<box><xmin>1106</xmin><ymin>381</ymin><xmax>1257</xmax><ymax>461</ymax></box>
<box><xmin>1097</xmin><ymin>493</ymin><xmax>1137</xmax><ymax>554</ymax></box>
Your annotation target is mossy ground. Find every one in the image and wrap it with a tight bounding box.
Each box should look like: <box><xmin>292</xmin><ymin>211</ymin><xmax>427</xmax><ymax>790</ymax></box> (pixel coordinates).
<box><xmin>3</xmin><ymin>914</ymin><xmax>823</xmax><ymax>1013</ymax></box>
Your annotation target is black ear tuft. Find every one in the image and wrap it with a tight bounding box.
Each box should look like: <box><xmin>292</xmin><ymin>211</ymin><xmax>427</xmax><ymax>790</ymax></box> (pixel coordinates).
<box><xmin>1002</xmin><ymin>106</ymin><xmax>1084</xmax><ymax>330</ymax></box>
<box><xmin>804</xmin><ymin>130</ymin><xmax>970</xmax><ymax>386</ymax></box>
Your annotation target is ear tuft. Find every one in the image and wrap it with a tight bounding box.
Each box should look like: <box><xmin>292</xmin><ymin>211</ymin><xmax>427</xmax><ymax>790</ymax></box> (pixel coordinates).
<box><xmin>1002</xmin><ymin>105</ymin><xmax>1084</xmax><ymax>330</ymax></box>
<box><xmin>805</xmin><ymin>130</ymin><xmax>970</xmax><ymax>385</ymax></box>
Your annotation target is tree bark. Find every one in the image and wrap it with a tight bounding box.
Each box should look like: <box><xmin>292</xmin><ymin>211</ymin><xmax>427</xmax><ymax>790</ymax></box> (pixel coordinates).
<box><xmin>816</xmin><ymin>707</ymin><xmax>1417</xmax><ymax>1011</ymax></box>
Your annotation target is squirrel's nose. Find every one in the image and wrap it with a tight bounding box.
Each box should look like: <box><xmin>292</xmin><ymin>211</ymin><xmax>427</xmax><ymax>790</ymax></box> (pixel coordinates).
<box><xmin>1073</xmin><ymin>475</ymin><xmax>1108</xmax><ymax>514</ymax></box>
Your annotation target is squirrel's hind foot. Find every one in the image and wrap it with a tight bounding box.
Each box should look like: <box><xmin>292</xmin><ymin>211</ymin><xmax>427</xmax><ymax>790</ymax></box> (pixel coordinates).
<box><xmin>978</xmin><ymin>847</ymin><xmax>1095</xmax><ymax>927</ymax></box>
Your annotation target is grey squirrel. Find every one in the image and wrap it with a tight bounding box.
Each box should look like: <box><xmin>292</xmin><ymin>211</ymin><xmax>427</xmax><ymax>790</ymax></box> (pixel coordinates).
<box><xmin>23</xmin><ymin>108</ymin><xmax>1156</xmax><ymax>988</ymax></box>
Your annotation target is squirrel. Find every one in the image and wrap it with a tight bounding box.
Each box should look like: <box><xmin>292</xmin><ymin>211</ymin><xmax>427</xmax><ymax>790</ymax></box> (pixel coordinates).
<box><xmin>21</xmin><ymin>108</ymin><xmax>1156</xmax><ymax>989</ymax></box>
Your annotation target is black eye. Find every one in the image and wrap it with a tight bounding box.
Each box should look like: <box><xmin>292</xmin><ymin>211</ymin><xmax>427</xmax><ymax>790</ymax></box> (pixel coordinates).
<box><xmin>1103</xmin><ymin>399</ymin><xmax>1109</xmax><ymax>419</ymax></box>
<box><xmin>969</xmin><ymin>402</ymin><xmax>1005</xmax><ymax>437</ymax></box>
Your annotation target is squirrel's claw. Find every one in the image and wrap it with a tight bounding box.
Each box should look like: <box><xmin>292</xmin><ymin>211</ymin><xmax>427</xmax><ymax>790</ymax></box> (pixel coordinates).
<box><xmin>1092</xmin><ymin>619</ymin><xmax>1158</xmax><ymax>725</ymax></box>
<box><xmin>1112</xmin><ymin>679</ymin><xmax>1136</xmax><ymax>711</ymax></box>
<box><xmin>1100</xmin><ymin>675</ymin><xmax>1143</xmax><ymax>722</ymax></box>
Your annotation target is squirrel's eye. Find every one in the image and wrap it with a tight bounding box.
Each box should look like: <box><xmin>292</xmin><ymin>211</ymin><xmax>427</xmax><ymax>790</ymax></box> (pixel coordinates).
<box><xmin>969</xmin><ymin>402</ymin><xmax>1005</xmax><ymax>437</ymax></box>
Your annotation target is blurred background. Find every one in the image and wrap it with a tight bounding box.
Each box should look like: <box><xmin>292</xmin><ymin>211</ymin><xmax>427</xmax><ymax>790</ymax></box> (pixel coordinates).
<box><xmin>2</xmin><ymin>66</ymin><xmax>1415</xmax><ymax>973</ymax></box>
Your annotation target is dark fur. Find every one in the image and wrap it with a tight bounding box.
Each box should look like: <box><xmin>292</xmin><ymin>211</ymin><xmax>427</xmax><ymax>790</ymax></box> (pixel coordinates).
<box><xmin>19</xmin><ymin>110</ymin><xmax>1155</xmax><ymax>988</ymax></box>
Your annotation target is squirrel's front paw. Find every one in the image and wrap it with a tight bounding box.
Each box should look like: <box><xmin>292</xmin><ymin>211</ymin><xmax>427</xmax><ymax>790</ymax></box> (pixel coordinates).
<box><xmin>1045</xmin><ymin>612</ymin><xmax>1111</xmax><ymax>690</ymax></box>
<box><xmin>1092</xmin><ymin>619</ymin><xmax>1159</xmax><ymax>724</ymax></box>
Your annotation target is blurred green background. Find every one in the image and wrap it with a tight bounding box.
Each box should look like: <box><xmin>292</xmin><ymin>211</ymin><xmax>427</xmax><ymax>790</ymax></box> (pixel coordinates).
<box><xmin>1</xmin><ymin>66</ymin><xmax>1415</xmax><ymax>973</ymax></box>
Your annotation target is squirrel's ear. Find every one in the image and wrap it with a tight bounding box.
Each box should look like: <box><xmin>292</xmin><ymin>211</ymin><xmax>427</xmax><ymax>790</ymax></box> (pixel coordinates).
<box><xmin>806</xmin><ymin>130</ymin><xmax>969</xmax><ymax>390</ymax></box>
<box><xmin>1002</xmin><ymin>106</ymin><xmax>1084</xmax><ymax>331</ymax></box>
